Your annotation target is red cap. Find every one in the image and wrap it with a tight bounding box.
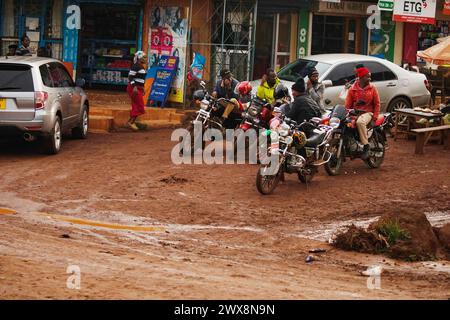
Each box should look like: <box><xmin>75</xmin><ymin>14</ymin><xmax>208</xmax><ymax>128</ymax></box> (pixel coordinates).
<box><xmin>356</xmin><ymin>67</ymin><xmax>370</xmax><ymax>78</ymax></box>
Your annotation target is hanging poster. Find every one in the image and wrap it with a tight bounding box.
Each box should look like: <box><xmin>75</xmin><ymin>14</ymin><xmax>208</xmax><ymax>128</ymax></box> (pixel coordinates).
<box><xmin>149</xmin><ymin>6</ymin><xmax>188</xmax><ymax>104</ymax></box>
<box><xmin>444</xmin><ymin>0</ymin><xmax>450</xmax><ymax>15</ymax></box>
<box><xmin>369</xmin><ymin>11</ymin><xmax>396</xmax><ymax>61</ymax></box>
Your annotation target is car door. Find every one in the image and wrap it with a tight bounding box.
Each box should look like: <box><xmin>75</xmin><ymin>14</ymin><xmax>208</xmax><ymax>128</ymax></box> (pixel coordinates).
<box><xmin>55</xmin><ymin>63</ymin><xmax>80</xmax><ymax>123</ymax></box>
<box><xmin>47</xmin><ymin>62</ymin><xmax>71</xmax><ymax>126</ymax></box>
<box><xmin>363</xmin><ymin>61</ymin><xmax>398</xmax><ymax>111</ymax></box>
<box><xmin>323</xmin><ymin>62</ymin><xmax>358</xmax><ymax>107</ymax></box>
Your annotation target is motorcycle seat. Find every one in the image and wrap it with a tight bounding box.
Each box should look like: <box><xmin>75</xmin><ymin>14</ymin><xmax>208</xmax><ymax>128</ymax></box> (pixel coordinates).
<box><xmin>306</xmin><ymin>131</ymin><xmax>326</xmax><ymax>147</ymax></box>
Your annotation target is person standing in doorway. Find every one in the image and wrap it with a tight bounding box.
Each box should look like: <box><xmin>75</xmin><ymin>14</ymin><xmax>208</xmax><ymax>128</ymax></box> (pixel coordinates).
<box><xmin>126</xmin><ymin>51</ymin><xmax>147</xmax><ymax>131</ymax></box>
<box><xmin>15</xmin><ymin>35</ymin><xmax>32</xmax><ymax>56</ymax></box>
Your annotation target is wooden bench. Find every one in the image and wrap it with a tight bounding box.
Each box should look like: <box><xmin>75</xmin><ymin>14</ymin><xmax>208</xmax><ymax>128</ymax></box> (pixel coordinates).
<box><xmin>411</xmin><ymin>125</ymin><xmax>450</xmax><ymax>154</ymax></box>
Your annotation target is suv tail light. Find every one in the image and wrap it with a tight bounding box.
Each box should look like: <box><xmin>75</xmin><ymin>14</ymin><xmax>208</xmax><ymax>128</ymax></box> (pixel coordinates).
<box><xmin>35</xmin><ymin>91</ymin><xmax>48</xmax><ymax>110</ymax></box>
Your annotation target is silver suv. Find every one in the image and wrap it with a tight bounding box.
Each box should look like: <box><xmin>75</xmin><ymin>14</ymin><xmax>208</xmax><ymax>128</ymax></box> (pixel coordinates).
<box><xmin>0</xmin><ymin>57</ymin><xmax>89</xmax><ymax>154</ymax></box>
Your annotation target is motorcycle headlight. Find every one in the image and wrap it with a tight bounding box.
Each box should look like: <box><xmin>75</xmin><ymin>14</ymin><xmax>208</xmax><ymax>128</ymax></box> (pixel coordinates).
<box><xmin>200</xmin><ymin>99</ymin><xmax>210</xmax><ymax>110</ymax></box>
<box><xmin>278</xmin><ymin>123</ymin><xmax>290</xmax><ymax>137</ymax></box>
<box><xmin>329</xmin><ymin>117</ymin><xmax>341</xmax><ymax>129</ymax></box>
<box><xmin>283</xmin><ymin>136</ymin><xmax>293</xmax><ymax>145</ymax></box>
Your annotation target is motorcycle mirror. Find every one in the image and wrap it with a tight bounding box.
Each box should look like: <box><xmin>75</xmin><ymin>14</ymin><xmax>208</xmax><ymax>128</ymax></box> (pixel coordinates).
<box><xmin>322</xmin><ymin>80</ymin><xmax>333</xmax><ymax>88</ymax></box>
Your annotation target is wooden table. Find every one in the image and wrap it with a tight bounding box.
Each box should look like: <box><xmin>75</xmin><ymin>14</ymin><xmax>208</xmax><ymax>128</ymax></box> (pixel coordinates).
<box><xmin>394</xmin><ymin>108</ymin><xmax>443</xmax><ymax>142</ymax></box>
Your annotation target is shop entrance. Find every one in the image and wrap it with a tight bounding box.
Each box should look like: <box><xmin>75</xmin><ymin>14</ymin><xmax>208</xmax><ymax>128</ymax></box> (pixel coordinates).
<box><xmin>253</xmin><ymin>12</ymin><xmax>292</xmax><ymax>79</ymax></box>
<box><xmin>77</xmin><ymin>3</ymin><xmax>142</xmax><ymax>88</ymax></box>
<box><xmin>311</xmin><ymin>15</ymin><xmax>362</xmax><ymax>55</ymax></box>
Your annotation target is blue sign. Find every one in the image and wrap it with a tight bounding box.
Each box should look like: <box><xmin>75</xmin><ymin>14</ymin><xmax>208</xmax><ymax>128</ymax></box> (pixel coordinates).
<box><xmin>148</xmin><ymin>56</ymin><xmax>179</xmax><ymax>107</ymax></box>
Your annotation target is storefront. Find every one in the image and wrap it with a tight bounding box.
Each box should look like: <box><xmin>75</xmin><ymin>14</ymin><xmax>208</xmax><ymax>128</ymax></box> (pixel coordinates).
<box><xmin>252</xmin><ymin>1</ymin><xmax>312</xmax><ymax>78</ymax></box>
<box><xmin>0</xmin><ymin>0</ymin><xmax>65</xmax><ymax>59</ymax></box>
<box><xmin>310</xmin><ymin>0</ymin><xmax>375</xmax><ymax>55</ymax></box>
<box><xmin>75</xmin><ymin>1</ymin><xmax>143</xmax><ymax>87</ymax></box>
<box><xmin>402</xmin><ymin>0</ymin><xmax>450</xmax><ymax>65</ymax></box>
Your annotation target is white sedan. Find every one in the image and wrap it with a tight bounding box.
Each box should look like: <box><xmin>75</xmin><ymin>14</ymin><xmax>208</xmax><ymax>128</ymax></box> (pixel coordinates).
<box><xmin>251</xmin><ymin>54</ymin><xmax>431</xmax><ymax>112</ymax></box>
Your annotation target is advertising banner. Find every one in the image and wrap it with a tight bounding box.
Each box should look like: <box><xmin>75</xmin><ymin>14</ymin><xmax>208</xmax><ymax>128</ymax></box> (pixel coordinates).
<box><xmin>148</xmin><ymin>56</ymin><xmax>179</xmax><ymax>107</ymax></box>
<box><xmin>393</xmin><ymin>0</ymin><xmax>437</xmax><ymax>25</ymax></box>
<box><xmin>149</xmin><ymin>7</ymin><xmax>188</xmax><ymax>104</ymax></box>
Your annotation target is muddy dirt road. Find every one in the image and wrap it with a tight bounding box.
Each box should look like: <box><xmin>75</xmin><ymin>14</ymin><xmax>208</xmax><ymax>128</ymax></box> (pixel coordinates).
<box><xmin>0</xmin><ymin>130</ymin><xmax>449</xmax><ymax>299</ymax></box>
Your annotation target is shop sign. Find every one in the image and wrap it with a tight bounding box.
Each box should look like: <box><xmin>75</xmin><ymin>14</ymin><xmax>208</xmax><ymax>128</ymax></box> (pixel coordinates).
<box><xmin>297</xmin><ymin>10</ymin><xmax>310</xmax><ymax>58</ymax></box>
<box><xmin>316</xmin><ymin>1</ymin><xmax>372</xmax><ymax>16</ymax></box>
<box><xmin>378</xmin><ymin>0</ymin><xmax>394</xmax><ymax>11</ymax></box>
<box><xmin>393</xmin><ymin>0</ymin><xmax>437</xmax><ymax>24</ymax></box>
<box><xmin>444</xmin><ymin>0</ymin><xmax>450</xmax><ymax>15</ymax></box>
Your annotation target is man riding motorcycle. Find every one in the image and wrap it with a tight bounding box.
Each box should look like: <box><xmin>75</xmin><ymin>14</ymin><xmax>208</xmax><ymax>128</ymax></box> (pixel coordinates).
<box><xmin>286</xmin><ymin>78</ymin><xmax>321</xmax><ymax>126</ymax></box>
<box><xmin>345</xmin><ymin>67</ymin><xmax>380</xmax><ymax>160</ymax></box>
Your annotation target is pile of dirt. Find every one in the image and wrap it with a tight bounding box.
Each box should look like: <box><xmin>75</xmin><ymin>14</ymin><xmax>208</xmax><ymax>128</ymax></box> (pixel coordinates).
<box><xmin>333</xmin><ymin>209</ymin><xmax>447</xmax><ymax>261</ymax></box>
<box><xmin>434</xmin><ymin>223</ymin><xmax>450</xmax><ymax>259</ymax></box>
<box><xmin>333</xmin><ymin>225</ymin><xmax>388</xmax><ymax>254</ymax></box>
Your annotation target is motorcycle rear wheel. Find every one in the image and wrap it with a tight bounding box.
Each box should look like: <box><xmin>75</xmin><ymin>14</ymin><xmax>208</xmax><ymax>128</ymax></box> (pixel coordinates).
<box><xmin>256</xmin><ymin>165</ymin><xmax>282</xmax><ymax>195</ymax></box>
<box><xmin>365</xmin><ymin>133</ymin><xmax>385</xmax><ymax>169</ymax></box>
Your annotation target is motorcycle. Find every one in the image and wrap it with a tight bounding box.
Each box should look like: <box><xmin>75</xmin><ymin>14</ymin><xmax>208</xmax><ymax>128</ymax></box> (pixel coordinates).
<box><xmin>181</xmin><ymin>83</ymin><xmax>242</xmax><ymax>155</ymax></box>
<box><xmin>255</xmin><ymin>116</ymin><xmax>337</xmax><ymax>195</ymax></box>
<box><xmin>324</xmin><ymin>105</ymin><xmax>394</xmax><ymax>176</ymax></box>
<box><xmin>239</xmin><ymin>97</ymin><xmax>273</xmax><ymax>132</ymax></box>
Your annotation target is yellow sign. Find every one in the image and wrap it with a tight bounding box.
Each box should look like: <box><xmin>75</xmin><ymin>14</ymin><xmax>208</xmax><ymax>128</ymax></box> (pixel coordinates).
<box><xmin>0</xmin><ymin>99</ymin><xmax>6</xmax><ymax>110</ymax></box>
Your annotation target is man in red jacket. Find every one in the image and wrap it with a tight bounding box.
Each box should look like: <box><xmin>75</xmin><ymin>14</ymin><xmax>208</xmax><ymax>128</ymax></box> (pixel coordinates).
<box><xmin>345</xmin><ymin>67</ymin><xmax>380</xmax><ymax>160</ymax></box>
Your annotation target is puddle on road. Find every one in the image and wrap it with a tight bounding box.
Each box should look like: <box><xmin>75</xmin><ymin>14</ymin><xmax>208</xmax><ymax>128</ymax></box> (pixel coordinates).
<box><xmin>36</xmin><ymin>212</ymin><xmax>166</xmax><ymax>233</ymax></box>
<box><xmin>0</xmin><ymin>208</ymin><xmax>17</xmax><ymax>215</ymax></box>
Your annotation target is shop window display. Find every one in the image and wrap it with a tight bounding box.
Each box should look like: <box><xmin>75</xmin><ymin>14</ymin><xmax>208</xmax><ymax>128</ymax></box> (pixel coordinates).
<box><xmin>418</xmin><ymin>21</ymin><xmax>449</xmax><ymax>51</ymax></box>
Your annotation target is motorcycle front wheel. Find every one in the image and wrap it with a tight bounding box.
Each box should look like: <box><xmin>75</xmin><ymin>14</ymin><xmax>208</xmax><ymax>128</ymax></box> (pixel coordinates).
<box><xmin>256</xmin><ymin>165</ymin><xmax>283</xmax><ymax>195</ymax></box>
<box><xmin>325</xmin><ymin>140</ymin><xmax>344</xmax><ymax>176</ymax></box>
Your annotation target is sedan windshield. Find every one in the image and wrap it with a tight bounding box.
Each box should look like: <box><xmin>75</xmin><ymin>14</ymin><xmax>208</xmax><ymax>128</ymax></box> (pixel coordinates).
<box><xmin>278</xmin><ymin>59</ymin><xmax>332</xmax><ymax>82</ymax></box>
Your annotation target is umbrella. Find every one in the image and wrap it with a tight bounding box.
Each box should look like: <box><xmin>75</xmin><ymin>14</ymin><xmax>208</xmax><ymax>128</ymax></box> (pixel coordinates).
<box><xmin>417</xmin><ymin>38</ymin><xmax>450</xmax><ymax>66</ymax></box>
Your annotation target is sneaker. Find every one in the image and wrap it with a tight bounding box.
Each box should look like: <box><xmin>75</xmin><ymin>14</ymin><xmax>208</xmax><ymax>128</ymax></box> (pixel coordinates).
<box><xmin>361</xmin><ymin>144</ymin><xmax>370</xmax><ymax>160</ymax></box>
<box><xmin>135</xmin><ymin>122</ymin><xmax>148</xmax><ymax>130</ymax></box>
<box><xmin>127</xmin><ymin>122</ymin><xmax>139</xmax><ymax>131</ymax></box>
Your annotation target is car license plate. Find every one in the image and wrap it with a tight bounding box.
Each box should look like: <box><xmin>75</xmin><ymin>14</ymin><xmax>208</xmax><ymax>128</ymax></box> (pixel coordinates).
<box><xmin>0</xmin><ymin>99</ymin><xmax>6</xmax><ymax>110</ymax></box>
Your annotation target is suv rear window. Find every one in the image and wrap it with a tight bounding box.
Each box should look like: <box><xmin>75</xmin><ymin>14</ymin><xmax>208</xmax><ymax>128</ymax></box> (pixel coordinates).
<box><xmin>0</xmin><ymin>64</ymin><xmax>34</xmax><ymax>92</ymax></box>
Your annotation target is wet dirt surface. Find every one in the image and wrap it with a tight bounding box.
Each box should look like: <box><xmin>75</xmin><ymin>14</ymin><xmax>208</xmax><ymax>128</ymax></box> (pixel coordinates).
<box><xmin>0</xmin><ymin>130</ymin><xmax>449</xmax><ymax>299</ymax></box>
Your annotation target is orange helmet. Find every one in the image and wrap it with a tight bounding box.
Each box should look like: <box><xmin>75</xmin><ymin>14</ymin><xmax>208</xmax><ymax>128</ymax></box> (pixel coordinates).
<box><xmin>237</xmin><ymin>81</ymin><xmax>252</xmax><ymax>96</ymax></box>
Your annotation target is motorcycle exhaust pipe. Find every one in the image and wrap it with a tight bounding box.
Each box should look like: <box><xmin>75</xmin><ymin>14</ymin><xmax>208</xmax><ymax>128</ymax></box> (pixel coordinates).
<box><xmin>23</xmin><ymin>132</ymin><xmax>36</xmax><ymax>142</ymax></box>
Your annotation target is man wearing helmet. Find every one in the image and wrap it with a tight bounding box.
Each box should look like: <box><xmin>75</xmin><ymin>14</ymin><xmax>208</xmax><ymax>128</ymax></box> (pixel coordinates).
<box><xmin>273</xmin><ymin>84</ymin><xmax>291</xmax><ymax>114</ymax></box>
<box><xmin>345</xmin><ymin>66</ymin><xmax>380</xmax><ymax>160</ymax></box>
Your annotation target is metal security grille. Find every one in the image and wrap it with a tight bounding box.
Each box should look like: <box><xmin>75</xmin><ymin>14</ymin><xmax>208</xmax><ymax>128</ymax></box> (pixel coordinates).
<box><xmin>209</xmin><ymin>0</ymin><xmax>257</xmax><ymax>83</ymax></box>
<box><xmin>150</xmin><ymin>0</ymin><xmax>257</xmax><ymax>92</ymax></box>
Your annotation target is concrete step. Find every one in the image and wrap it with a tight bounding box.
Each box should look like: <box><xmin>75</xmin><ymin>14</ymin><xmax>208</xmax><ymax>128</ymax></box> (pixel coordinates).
<box><xmin>89</xmin><ymin>115</ymin><xmax>114</xmax><ymax>133</ymax></box>
<box><xmin>89</xmin><ymin>106</ymin><xmax>185</xmax><ymax>130</ymax></box>
<box><xmin>138</xmin><ymin>120</ymin><xmax>181</xmax><ymax>130</ymax></box>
